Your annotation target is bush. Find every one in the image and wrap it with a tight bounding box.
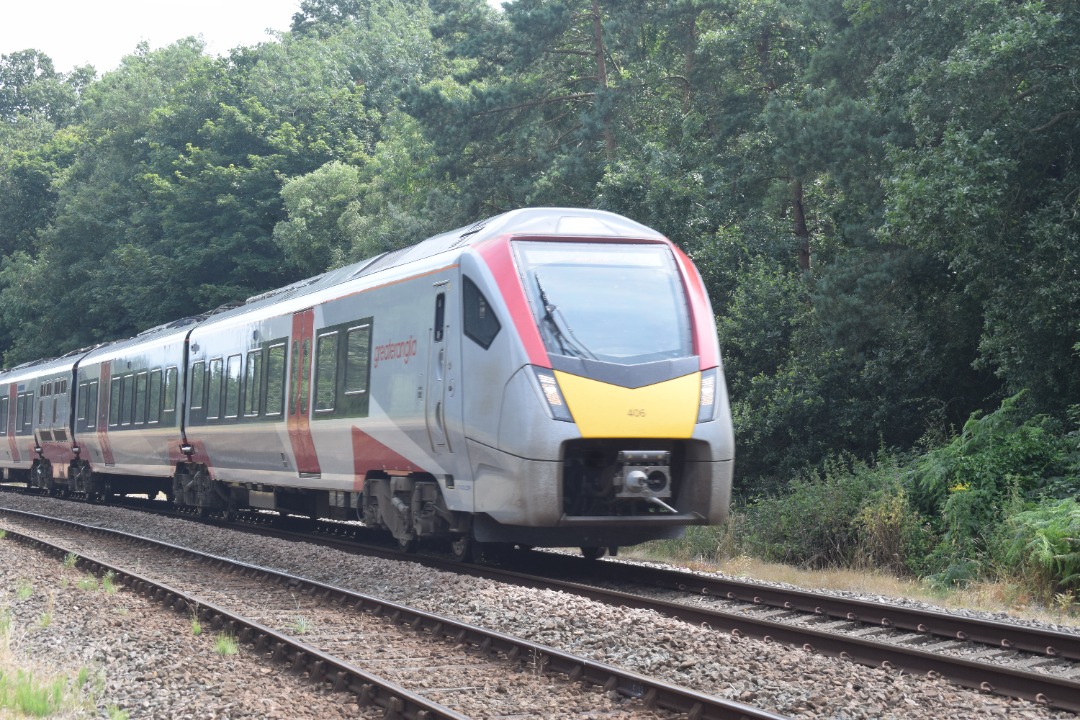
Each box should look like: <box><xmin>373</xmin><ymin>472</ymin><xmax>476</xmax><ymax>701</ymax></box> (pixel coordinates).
<box><xmin>738</xmin><ymin>455</ymin><xmax>926</xmax><ymax>571</ymax></box>
<box><xmin>1002</xmin><ymin>498</ymin><xmax>1080</xmax><ymax>599</ymax></box>
<box><xmin>911</xmin><ymin>394</ymin><xmax>1080</xmax><ymax>581</ymax></box>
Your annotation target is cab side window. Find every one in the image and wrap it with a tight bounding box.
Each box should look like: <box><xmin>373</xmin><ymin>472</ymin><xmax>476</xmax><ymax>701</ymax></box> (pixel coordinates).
<box><xmin>463</xmin><ymin>276</ymin><xmax>501</xmax><ymax>349</ymax></box>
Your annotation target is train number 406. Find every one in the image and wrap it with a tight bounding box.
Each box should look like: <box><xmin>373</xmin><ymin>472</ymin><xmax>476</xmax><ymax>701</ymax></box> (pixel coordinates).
<box><xmin>627</xmin><ymin>408</ymin><xmax>646</xmax><ymax>418</ymax></box>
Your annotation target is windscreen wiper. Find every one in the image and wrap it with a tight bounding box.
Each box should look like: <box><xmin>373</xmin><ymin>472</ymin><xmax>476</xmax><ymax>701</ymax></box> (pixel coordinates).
<box><xmin>534</xmin><ymin>273</ymin><xmax>597</xmax><ymax>360</ymax></box>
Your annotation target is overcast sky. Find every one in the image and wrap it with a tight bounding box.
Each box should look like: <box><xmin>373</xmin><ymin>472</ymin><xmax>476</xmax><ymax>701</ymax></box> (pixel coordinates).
<box><xmin>1</xmin><ymin>0</ymin><xmax>505</xmax><ymax>76</ymax></box>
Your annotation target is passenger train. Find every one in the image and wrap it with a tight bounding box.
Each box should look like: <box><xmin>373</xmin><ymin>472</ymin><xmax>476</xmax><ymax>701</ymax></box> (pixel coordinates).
<box><xmin>0</xmin><ymin>208</ymin><xmax>734</xmax><ymax>560</ymax></box>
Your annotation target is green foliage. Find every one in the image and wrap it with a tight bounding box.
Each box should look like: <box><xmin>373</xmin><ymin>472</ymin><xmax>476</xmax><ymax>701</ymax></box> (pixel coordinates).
<box><xmin>213</xmin><ymin>634</ymin><xmax>239</xmax><ymax>656</ymax></box>
<box><xmin>738</xmin><ymin>455</ymin><xmax>927</xmax><ymax>570</ymax></box>
<box><xmin>0</xmin><ymin>670</ymin><xmax>66</xmax><ymax>716</ymax></box>
<box><xmin>1004</xmin><ymin>498</ymin><xmax>1080</xmax><ymax>597</ymax></box>
<box><xmin>912</xmin><ymin>395</ymin><xmax>1078</xmax><ymax>542</ymax></box>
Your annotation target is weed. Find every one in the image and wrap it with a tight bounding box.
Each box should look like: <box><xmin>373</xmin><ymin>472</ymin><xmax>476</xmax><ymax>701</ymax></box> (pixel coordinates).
<box><xmin>0</xmin><ymin>670</ymin><xmax>66</xmax><ymax>715</ymax></box>
<box><xmin>63</xmin><ymin>553</ymin><xmax>78</xmax><ymax>569</ymax></box>
<box><xmin>15</xmin><ymin>580</ymin><xmax>32</xmax><ymax>601</ymax></box>
<box><xmin>102</xmin><ymin>571</ymin><xmax>118</xmax><ymax>594</ymax></box>
<box><xmin>107</xmin><ymin>705</ymin><xmax>130</xmax><ymax>719</ymax></box>
<box><xmin>76</xmin><ymin>575</ymin><xmax>98</xmax><ymax>591</ymax></box>
<box><xmin>39</xmin><ymin>591</ymin><xmax>56</xmax><ymax>627</ymax></box>
<box><xmin>213</xmin><ymin>634</ymin><xmax>239</xmax><ymax>656</ymax></box>
<box><xmin>190</xmin><ymin>608</ymin><xmax>202</xmax><ymax>636</ymax></box>
<box><xmin>0</xmin><ymin>529</ymin><xmax>6</xmax><ymax>539</ymax></box>
<box><xmin>290</xmin><ymin>616</ymin><xmax>311</xmax><ymax>635</ymax></box>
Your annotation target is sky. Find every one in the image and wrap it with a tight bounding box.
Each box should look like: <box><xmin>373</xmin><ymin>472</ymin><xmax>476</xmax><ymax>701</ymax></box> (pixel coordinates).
<box><xmin>1</xmin><ymin>0</ymin><xmax>505</xmax><ymax>76</ymax></box>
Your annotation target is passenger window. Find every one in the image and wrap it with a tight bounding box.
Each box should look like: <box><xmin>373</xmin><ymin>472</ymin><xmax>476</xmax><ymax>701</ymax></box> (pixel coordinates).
<box><xmin>15</xmin><ymin>394</ymin><xmax>26</xmax><ymax>434</ymax></box>
<box><xmin>0</xmin><ymin>396</ymin><xmax>7</xmax><ymax>436</ymax></box>
<box><xmin>345</xmin><ymin>325</ymin><xmax>371</xmax><ymax>395</ymax></box>
<box><xmin>86</xmin><ymin>381</ymin><xmax>98</xmax><ymax>429</ymax></box>
<box><xmin>120</xmin><ymin>375</ymin><xmax>134</xmax><ymax>426</ymax></box>
<box><xmin>38</xmin><ymin>397</ymin><xmax>45</xmax><ymax>424</ymax></box>
<box><xmin>109</xmin><ymin>380</ymin><xmax>122</xmax><ymax>427</ymax></box>
<box><xmin>244</xmin><ymin>350</ymin><xmax>262</xmax><ymax>417</ymax></box>
<box><xmin>314</xmin><ymin>332</ymin><xmax>338</xmax><ymax>413</ymax></box>
<box><xmin>225</xmin><ymin>355</ymin><xmax>242</xmax><ymax>418</ymax></box>
<box><xmin>163</xmin><ymin>367</ymin><xmax>177</xmax><ymax>413</ymax></box>
<box><xmin>77</xmin><ymin>383</ymin><xmax>87</xmax><ymax>422</ymax></box>
<box><xmin>463</xmin><ymin>277</ymin><xmax>501</xmax><ymax>349</ymax></box>
<box><xmin>134</xmin><ymin>372</ymin><xmax>148</xmax><ymax>424</ymax></box>
<box><xmin>207</xmin><ymin>359</ymin><xmax>223</xmax><ymax>420</ymax></box>
<box><xmin>148</xmin><ymin>369</ymin><xmax>162</xmax><ymax>423</ymax></box>
<box><xmin>265</xmin><ymin>344</ymin><xmax>286</xmax><ymax>416</ymax></box>
<box><xmin>190</xmin><ymin>361</ymin><xmax>205</xmax><ymax>411</ymax></box>
<box><xmin>51</xmin><ymin>397</ymin><xmax>58</xmax><ymax>424</ymax></box>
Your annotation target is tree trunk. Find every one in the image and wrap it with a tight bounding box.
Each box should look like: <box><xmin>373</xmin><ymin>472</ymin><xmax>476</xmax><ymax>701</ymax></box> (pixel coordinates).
<box><xmin>591</xmin><ymin>0</ymin><xmax>616</xmax><ymax>158</ymax></box>
<box><xmin>792</xmin><ymin>179</ymin><xmax>811</xmax><ymax>271</ymax></box>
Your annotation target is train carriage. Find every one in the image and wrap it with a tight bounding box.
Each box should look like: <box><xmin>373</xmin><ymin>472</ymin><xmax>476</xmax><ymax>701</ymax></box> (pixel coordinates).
<box><xmin>73</xmin><ymin>322</ymin><xmax>189</xmax><ymax>499</ymax></box>
<box><xmin>0</xmin><ymin>355</ymin><xmax>81</xmax><ymax>489</ymax></box>
<box><xmin>0</xmin><ymin>208</ymin><xmax>734</xmax><ymax>560</ymax></box>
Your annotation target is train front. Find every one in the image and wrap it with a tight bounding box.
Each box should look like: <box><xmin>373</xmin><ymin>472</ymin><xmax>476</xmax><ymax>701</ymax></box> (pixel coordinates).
<box><xmin>463</xmin><ymin>211</ymin><xmax>734</xmax><ymax>552</ymax></box>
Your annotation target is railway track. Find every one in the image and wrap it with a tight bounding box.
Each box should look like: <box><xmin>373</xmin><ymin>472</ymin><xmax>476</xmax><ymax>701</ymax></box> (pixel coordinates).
<box><xmin>183</xmin><ymin>497</ymin><xmax>1080</xmax><ymax>714</ymax></box>
<box><xmin>2</xmin><ymin>488</ymin><xmax>1078</xmax><ymax>716</ymax></box>
<box><xmin>490</xmin><ymin>552</ymin><xmax>1080</xmax><ymax>713</ymax></box>
<box><xmin>0</xmin><ymin>506</ymin><xmax>785</xmax><ymax>720</ymax></box>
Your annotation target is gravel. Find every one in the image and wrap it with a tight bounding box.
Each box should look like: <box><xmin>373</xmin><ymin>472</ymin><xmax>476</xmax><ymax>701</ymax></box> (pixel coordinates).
<box><xmin>0</xmin><ymin>537</ymin><xmax>381</xmax><ymax>719</ymax></box>
<box><xmin>1</xmin><ymin>493</ymin><xmax>1075</xmax><ymax>719</ymax></box>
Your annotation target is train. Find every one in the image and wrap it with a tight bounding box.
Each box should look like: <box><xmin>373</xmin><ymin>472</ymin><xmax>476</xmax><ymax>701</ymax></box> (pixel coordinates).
<box><xmin>0</xmin><ymin>208</ymin><xmax>734</xmax><ymax>560</ymax></box>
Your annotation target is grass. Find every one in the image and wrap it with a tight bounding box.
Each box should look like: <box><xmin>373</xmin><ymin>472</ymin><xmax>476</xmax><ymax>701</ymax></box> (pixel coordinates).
<box><xmin>14</xmin><ymin>581</ymin><xmax>32</xmax><ymax>602</ymax></box>
<box><xmin>213</xmin><ymin>634</ymin><xmax>239</xmax><ymax>656</ymax></box>
<box><xmin>102</xmin><ymin>571</ymin><xmax>118</xmax><ymax>594</ymax></box>
<box><xmin>76</xmin><ymin>575</ymin><xmax>98</xmax><ymax>592</ymax></box>
<box><xmin>627</xmin><ymin>528</ymin><xmax>1080</xmax><ymax>627</ymax></box>
<box><xmin>0</xmin><ymin>669</ymin><xmax>68</xmax><ymax>716</ymax></box>
<box><xmin>0</xmin><ymin>612</ymin><xmax>96</xmax><ymax>717</ymax></box>
<box><xmin>290</xmin><ymin>616</ymin><xmax>311</xmax><ymax>635</ymax></box>
<box><xmin>63</xmin><ymin>553</ymin><xmax>78</xmax><ymax>569</ymax></box>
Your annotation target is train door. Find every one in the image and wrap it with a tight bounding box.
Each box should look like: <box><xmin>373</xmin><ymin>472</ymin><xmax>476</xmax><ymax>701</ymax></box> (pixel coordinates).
<box><xmin>5</xmin><ymin>385</ymin><xmax>18</xmax><ymax>463</ymax></box>
<box><xmin>425</xmin><ymin>281</ymin><xmax>462</xmax><ymax>457</ymax></box>
<box><xmin>288</xmin><ymin>309</ymin><xmax>322</xmax><ymax>476</ymax></box>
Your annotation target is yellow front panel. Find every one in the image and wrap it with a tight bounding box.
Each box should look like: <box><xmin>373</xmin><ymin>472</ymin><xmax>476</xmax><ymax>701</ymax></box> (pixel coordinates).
<box><xmin>554</xmin><ymin>370</ymin><xmax>700</xmax><ymax>439</ymax></box>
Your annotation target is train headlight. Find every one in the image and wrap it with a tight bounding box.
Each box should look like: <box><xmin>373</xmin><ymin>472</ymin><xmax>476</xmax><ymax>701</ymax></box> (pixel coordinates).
<box><xmin>532</xmin><ymin>368</ymin><xmax>574</xmax><ymax>422</ymax></box>
<box><xmin>697</xmin><ymin>368</ymin><xmax>718</xmax><ymax>424</ymax></box>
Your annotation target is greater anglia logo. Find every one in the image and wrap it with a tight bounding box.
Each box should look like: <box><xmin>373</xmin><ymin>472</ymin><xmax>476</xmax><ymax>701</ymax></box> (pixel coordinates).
<box><xmin>373</xmin><ymin>337</ymin><xmax>418</xmax><ymax>368</ymax></box>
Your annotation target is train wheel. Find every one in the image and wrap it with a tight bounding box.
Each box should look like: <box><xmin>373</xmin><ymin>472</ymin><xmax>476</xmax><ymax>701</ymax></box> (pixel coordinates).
<box><xmin>397</xmin><ymin>534</ymin><xmax>418</xmax><ymax>553</ymax></box>
<box><xmin>449</xmin><ymin>535</ymin><xmax>473</xmax><ymax>562</ymax></box>
<box><xmin>580</xmin><ymin>546</ymin><xmax>606</xmax><ymax>561</ymax></box>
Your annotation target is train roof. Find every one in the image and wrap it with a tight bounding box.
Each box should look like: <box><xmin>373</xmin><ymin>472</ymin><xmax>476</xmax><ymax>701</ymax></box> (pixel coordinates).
<box><xmin>1</xmin><ymin>208</ymin><xmax>666</xmax><ymax>370</ymax></box>
<box><xmin>0</xmin><ymin>352</ymin><xmax>85</xmax><ymax>384</ymax></box>
<box><xmin>195</xmin><ymin>208</ymin><xmax>666</xmax><ymax>328</ymax></box>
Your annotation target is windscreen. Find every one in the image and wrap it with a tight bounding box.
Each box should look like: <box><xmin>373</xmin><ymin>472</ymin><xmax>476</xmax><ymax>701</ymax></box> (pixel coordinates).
<box><xmin>515</xmin><ymin>241</ymin><xmax>693</xmax><ymax>365</ymax></box>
